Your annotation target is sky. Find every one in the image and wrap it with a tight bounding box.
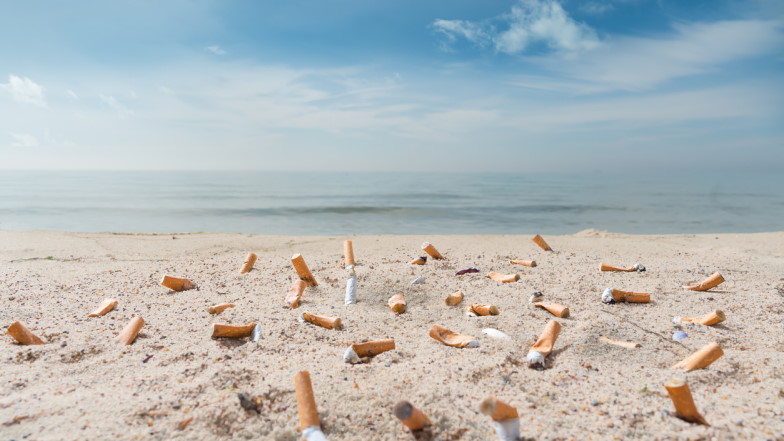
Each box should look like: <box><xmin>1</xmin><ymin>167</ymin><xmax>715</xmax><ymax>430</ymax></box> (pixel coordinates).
<box><xmin>1</xmin><ymin>0</ymin><xmax>782</xmax><ymax>172</ymax></box>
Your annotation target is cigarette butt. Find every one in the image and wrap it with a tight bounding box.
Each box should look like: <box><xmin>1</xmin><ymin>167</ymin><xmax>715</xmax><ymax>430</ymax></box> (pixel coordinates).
<box><xmin>509</xmin><ymin>259</ymin><xmax>536</xmax><ymax>267</ymax></box>
<box><xmin>527</xmin><ymin>320</ymin><xmax>561</xmax><ymax>365</ymax></box>
<box><xmin>344</xmin><ymin>273</ymin><xmax>357</xmax><ymax>305</ymax></box>
<box><xmin>532</xmin><ymin>234</ymin><xmax>552</xmax><ymax>251</ymax></box>
<box><xmin>239</xmin><ymin>252</ymin><xmax>257</xmax><ymax>274</ymax></box>
<box><xmin>409</xmin><ymin>256</ymin><xmax>427</xmax><ymax>265</ymax></box>
<box><xmin>211</xmin><ymin>323</ymin><xmax>256</xmax><ymax>339</ymax></box>
<box><xmin>344</xmin><ymin>339</ymin><xmax>396</xmax><ymax>363</ymax></box>
<box><xmin>6</xmin><ymin>321</ymin><xmax>44</xmax><ymax>345</ymax></box>
<box><xmin>468</xmin><ymin>304</ymin><xmax>500</xmax><ymax>316</ymax></box>
<box><xmin>664</xmin><ymin>378</ymin><xmax>709</xmax><ymax>425</ymax></box>
<box><xmin>294</xmin><ymin>370</ymin><xmax>321</xmax><ymax>430</ymax></box>
<box><xmin>673</xmin><ymin>342</ymin><xmax>724</xmax><ymax>371</ymax></box>
<box><xmin>115</xmin><ymin>316</ymin><xmax>144</xmax><ymax>345</ymax></box>
<box><xmin>445</xmin><ymin>291</ymin><xmax>464</xmax><ymax>306</ymax></box>
<box><xmin>160</xmin><ymin>275</ymin><xmax>196</xmax><ymax>292</ymax></box>
<box><xmin>421</xmin><ymin>242</ymin><xmax>444</xmax><ymax>260</ymax></box>
<box><xmin>533</xmin><ymin>302</ymin><xmax>569</xmax><ymax>318</ymax></box>
<box><xmin>600</xmin><ymin>262</ymin><xmax>636</xmax><ymax>272</ymax></box>
<box><xmin>207</xmin><ymin>303</ymin><xmax>235</xmax><ymax>314</ymax></box>
<box><xmin>302</xmin><ymin>312</ymin><xmax>342</xmax><ymax>329</ymax></box>
<box><xmin>388</xmin><ymin>294</ymin><xmax>406</xmax><ymax>314</ymax></box>
<box><xmin>679</xmin><ymin>310</ymin><xmax>726</xmax><ymax>326</ymax></box>
<box><xmin>393</xmin><ymin>401</ymin><xmax>431</xmax><ymax>431</ymax></box>
<box><xmin>88</xmin><ymin>298</ymin><xmax>118</xmax><ymax>317</ymax></box>
<box><xmin>684</xmin><ymin>272</ymin><xmax>725</xmax><ymax>291</ymax></box>
<box><xmin>344</xmin><ymin>240</ymin><xmax>355</xmax><ymax>268</ymax></box>
<box><xmin>291</xmin><ymin>254</ymin><xmax>318</xmax><ymax>286</ymax></box>
<box><xmin>429</xmin><ymin>325</ymin><xmax>479</xmax><ymax>348</ymax></box>
<box><xmin>599</xmin><ymin>337</ymin><xmax>641</xmax><ymax>348</ymax></box>
<box><xmin>603</xmin><ymin>288</ymin><xmax>650</xmax><ymax>304</ymax></box>
<box><xmin>479</xmin><ymin>397</ymin><xmax>519</xmax><ymax>421</ymax></box>
<box><xmin>486</xmin><ymin>272</ymin><xmax>520</xmax><ymax>283</ymax></box>
<box><xmin>177</xmin><ymin>416</ymin><xmax>194</xmax><ymax>431</ymax></box>
<box><xmin>286</xmin><ymin>280</ymin><xmax>307</xmax><ymax>309</ymax></box>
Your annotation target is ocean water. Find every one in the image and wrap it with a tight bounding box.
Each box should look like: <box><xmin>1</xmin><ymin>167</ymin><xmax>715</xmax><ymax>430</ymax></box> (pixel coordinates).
<box><xmin>0</xmin><ymin>171</ymin><xmax>781</xmax><ymax>235</ymax></box>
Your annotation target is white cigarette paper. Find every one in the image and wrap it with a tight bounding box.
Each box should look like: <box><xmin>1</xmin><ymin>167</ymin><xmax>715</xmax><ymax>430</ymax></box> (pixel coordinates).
<box><xmin>302</xmin><ymin>426</ymin><xmax>328</xmax><ymax>441</ymax></box>
<box><xmin>493</xmin><ymin>418</ymin><xmax>521</xmax><ymax>441</ymax></box>
<box><xmin>345</xmin><ymin>273</ymin><xmax>357</xmax><ymax>305</ymax></box>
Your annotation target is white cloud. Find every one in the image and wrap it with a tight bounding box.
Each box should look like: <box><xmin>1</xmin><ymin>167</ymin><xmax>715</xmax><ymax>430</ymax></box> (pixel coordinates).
<box><xmin>99</xmin><ymin>94</ymin><xmax>132</xmax><ymax>119</ymax></box>
<box><xmin>1</xmin><ymin>75</ymin><xmax>46</xmax><ymax>106</ymax></box>
<box><xmin>579</xmin><ymin>1</ymin><xmax>614</xmax><ymax>16</ymax></box>
<box><xmin>67</xmin><ymin>89</ymin><xmax>78</xmax><ymax>99</ymax></box>
<box><xmin>433</xmin><ymin>0</ymin><xmax>600</xmax><ymax>54</ymax></box>
<box><xmin>205</xmin><ymin>45</ymin><xmax>226</xmax><ymax>55</ymax></box>
<box><xmin>9</xmin><ymin>132</ymin><xmax>39</xmax><ymax>147</ymax></box>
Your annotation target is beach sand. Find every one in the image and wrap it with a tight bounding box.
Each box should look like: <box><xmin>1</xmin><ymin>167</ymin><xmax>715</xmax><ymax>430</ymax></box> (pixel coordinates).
<box><xmin>1</xmin><ymin>230</ymin><xmax>783</xmax><ymax>440</ymax></box>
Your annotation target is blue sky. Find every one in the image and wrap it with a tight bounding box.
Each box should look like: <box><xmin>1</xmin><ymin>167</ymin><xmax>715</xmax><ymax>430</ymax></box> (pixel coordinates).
<box><xmin>1</xmin><ymin>0</ymin><xmax>782</xmax><ymax>172</ymax></box>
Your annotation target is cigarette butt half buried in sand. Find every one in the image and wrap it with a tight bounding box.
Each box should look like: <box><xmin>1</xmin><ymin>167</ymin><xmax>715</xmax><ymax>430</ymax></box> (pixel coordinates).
<box><xmin>673</xmin><ymin>342</ymin><xmax>724</xmax><ymax>371</ymax></box>
<box><xmin>88</xmin><ymin>298</ymin><xmax>118</xmax><ymax>317</ymax></box>
<box><xmin>599</xmin><ymin>337</ymin><xmax>641</xmax><ymax>349</ymax></box>
<box><xmin>344</xmin><ymin>240</ymin><xmax>355</xmax><ymax>268</ymax></box>
<box><xmin>286</xmin><ymin>280</ymin><xmax>307</xmax><ymax>309</ymax></box>
<box><xmin>302</xmin><ymin>312</ymin><xmax>342</xmax><ymax>329</ymax></box>
<box><xmin>343</xmin><ymin>339</ymin><xmax>396</xmax><ymax>364</ymax></box>
<box><xmin>526</xmin><ymin>319</ymin><xmax>561</xmax><ymax>367</ymax></box>
<box><xmin>393</xmin><ymin>401</ymin><xmax>431</xmax><ymax>432</ymax></box>
<box><xmin>602</xmin><ymin>288</ymin><xmax>650</xmax><ymax>304</ymax></box>
<box><xmin>684</xmin><ymin>272</ymin><xmax>725</xmax><ymax>291</ymax></box>
<box><xmin>600</xmin><ymin>262</ymin><xmax>645</xmax><ymax>272</ymax></box>
<box><xmin>533</xmin><ymin>302</ymin><xmax>570</xmax><ymax>318</ymax></box>
<box><xmin>211</xmin><ymin>323</ymin><xmax>256</xmax><ymax>339</ymax></box>
<box><xmin>115</xmin><ymin>316</ymin><xmax>144</xmax><ymax>345</ymax></box>
<box><xmin>486</xmin><ymin>272</ymin><xmax>520</xmax><ymax>283</ymax></box>
<box><xmin>532</xmin><ymin>234</ymin><xmax>552</xmax><ymax>251</ymax></box>
<box><xmin>479</xmin><ymin>397</ymin><xmax>520</xmax><ymax>441</ymax></box>
<box><xmin>409</xmin><ymin>256</ymin><xmax>427</xmax><ymax>265</ymax></box>
<box><xmin>160</xmin><ymin>275</ymin><xmax>196</xmax><ymax>292</ymax></box>
<box><xmin>388</xmin><ymin>294</ymin><xmax>406</xmax><ymax>314</ymax></box>
<box><xmin>207</xmin><ymin>303</ymin><xmax>235</xmax><ymax>314</ymax></box>
<box><xmin>467</xmin><ymin>304</ymin><xmax>500</xmax><ymax>316</ymax></box>
<box><xmin>7</xmin><ymin>321</ymin><xmax>44</xmax><ymax>345</ymax></box>
<box><xmin>421</xmin><ymin>242</ymin><xmax>444</xmax><ymax>260</ymax></box>
<box><xmin>291</xmin><ymin>254</ymin><xmax>318</xmax><ymax>287</ymax></box>
<box><xmin>239</xmin><ymin>252</ymin><xmax>257</xmax><ymax>274</ymax></box>
<box><xmin>445</xmin><ymin>291</ymin><xmax>464</xmax><ymax>306</ymax></box>
<box><xmin>294</xmin><ymin>371</ymin><xmax>329</xmax><ymax>441</ymax></box>
<box><xmin>675</xmin><ymin>310</ymin><xmax>726</xmax><ymax>326</ymax></box>
<box><xmin>429</xmin><ymin>325</ymin><xmax>479</xmax><ymax>348</ymax></box>
<box><xmin>509</xmin><ymin>259</ymin><xmax>536</xmax><ymax>267</ymax></box>
<box><xmin>664</xmin><ymin>378</ymin><xmax>709</xmax><ymax>425</ymax></box>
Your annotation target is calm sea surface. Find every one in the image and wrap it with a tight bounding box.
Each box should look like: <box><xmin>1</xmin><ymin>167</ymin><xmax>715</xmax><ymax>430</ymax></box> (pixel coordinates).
<box><xmin>0</xmin><ymin>171</ymin><xmax>781</xmax><ymax>235</ymax></box>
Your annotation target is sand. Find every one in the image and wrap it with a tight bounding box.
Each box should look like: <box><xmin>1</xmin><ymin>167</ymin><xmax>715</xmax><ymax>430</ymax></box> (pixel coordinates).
<box><xmin>1</xmin><ymin>230</ymin><xmax>783</xmax><ymax>441</ymax></box>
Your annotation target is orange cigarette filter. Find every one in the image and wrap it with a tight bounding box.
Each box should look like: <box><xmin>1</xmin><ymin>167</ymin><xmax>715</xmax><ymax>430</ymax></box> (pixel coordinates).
<box><xmin>351</xmin><ymin>339</ymin><xmax>396</xmax><ymax>357</ymax></box>
<box><xmin>388</xmin><ymin>294</ymin><xmax>406</xmax><ymax>314</ymax></box>
<box><xmin>393</xmin><ymin>401</ymin><xmax>431</xmax><ymax>431</ymax></box>
<box><xmin>664</xmin><ymin>378</ymin><xmax>709</xmax><ymax>425</ymax></box>
<box><xmin>533</xmin><ymin>302</ymin><xmax>569</xmax><ymax>318</ymax></box>
<box><xmin>684</xmin><ymin>272</ymin><xmax>725</xmax><ymax>291</ymax></box>
<box><xmin>115</xmin><ymin>316</ymin><xmax>145</xmax><ymax>345</ymax></box>
<box><xmin>294</xmin><ymin>370</ymin><xmax>321</xmax><ymax>430</ymax></box>
<box><xmin>88</xmin><ymin>298</ymin><xmax>118</xmax><ymax>317</ymax></box>
<box><xmin>445</xmin><ymin>291</ymin><xmax>464</xmax><ymax>306</ymax></box>
<box><xmin>211</xmin><ymin>323</ymin><xmax>256</xmax><ymax>339</ymax></box>
<box><xmin>486</xmin><ymin>271</ymin><xmax>520</xmax><ymax>283</ymax></box>
<box><xmin>291</xmin><ymin>254</ymin><xmax>318</xmax><ymax>286</ymax></box>
<box><xmin>679</xmin><ymin>310</ymin><xmax>726</xmax><ymax>326</ymax></box>
<box><xmin>160</xmin><ymin>275</ymin><xmax>196</xmax><ymax>292</ymax></box>
<box><xmin>286</xmin><ymin>280</ymin><xmax>307</xmax><ymax>309</ymax></box>
<box><xmin>468</xmin><ymin>304</ymin><xmax>500</xmax><ymax>316</ymax></box>
<box><xmin>409</xmin><ymin>257</ymin><xmax>426</xmax><ymax>265</ymax></box>
<box><xmin>600</xmin><ymin>262</ymin><xmax>636</xmax><ymax>272</ymax></box>
<box><xmin>421</xmin><ymin>242</ymin><xmax>444</xmax><ymax>260</ymax></box>
<box><xmin>207</xmin><ymin>303</ymin><xmax>235</xmax><ymax>314</ymax></box>
<box><xmin>479</xmin><ymin>397</ymin><xmax>519</xmax><ymax>421</ymax></box>
<box><xmin>302</xmin><ymin>312</ymin><xmax>342</xmax><ymax>329</ymax></box>
<box><xmin>429</xmin><ymin>325</ymin><xmax>479</xmax><ymax>348</ymax></box>
<box><xmin>344</xmin><ymin>240</ymin><xmax>355</xmax><ymax>267</ymax></box>
<box><xmin>530</xmin><ymin>320</ymin><xmax>561</xmax><ymax>357</ymax></box>
<box><xmin>599</xmin><ymin>337</ymin><xmax>640</xmax><ymax>349</ymax></box>
<box><xmin>239</xmin><ymin>252</ymin><xmax>258</xmax><ymax>274</ymax></box>
<box><xmin>611</xmin><ymin>289</ymin><xmax>650</xmax><ymax>303</ymax></box>
<box><xmin>673</xmin><ymin>342</ymin><xmax>724</xmax><ymax>371</ymax></box>
<box><xmin>509</xmin><ymin>259</ymin><xmax>536</xmax><ymax>267</ymax></box>
<box><xmin>6</xmin><ymin>321</ymin><xmax>44</xmax><ymax>345</ymax></box>
<box><xmin>532</xmin><ymin>234</ymin><xmax>552</xmax><ymax>251</ymax></box>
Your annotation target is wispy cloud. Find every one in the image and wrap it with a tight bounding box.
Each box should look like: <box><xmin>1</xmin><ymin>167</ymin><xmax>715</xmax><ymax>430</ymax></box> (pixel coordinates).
<box><xmin>579</xmin><ymin>1</ymin><xmax>614</xmax><ymax>16</ymax></box>
<box><xmin>205</xmin><ymin>45</ymin><xmax>226</xmax><ymax>55</ymax></box>
<box><xmin>1</xmin><ymin>75</ymin><xmax>46</xmax><ymax>106</ymax></box>
<box><xmin>99</xmin><ymin>94</ymin><xmax>132</xmax><ymax>119</ymax></box>
<box><xmin>433</xmin><ymin>0</ymin><xmax>600</xmax><ymax>54</ymax></box>
<box><xmin>9</xmin><ymin>132</ymin><xmax>39</xmax><ymax>147</ymax></box>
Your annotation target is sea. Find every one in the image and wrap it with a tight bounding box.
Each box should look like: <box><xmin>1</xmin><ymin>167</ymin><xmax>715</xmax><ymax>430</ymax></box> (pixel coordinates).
<box><xmin>0</xmin><ymin>170</ymin><xmax>781</xmax><ymax>235</ymax></box>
